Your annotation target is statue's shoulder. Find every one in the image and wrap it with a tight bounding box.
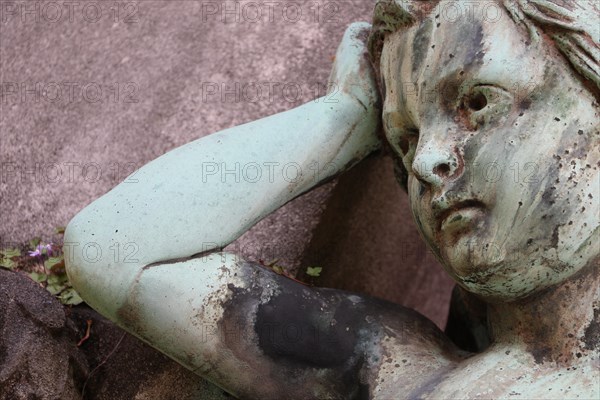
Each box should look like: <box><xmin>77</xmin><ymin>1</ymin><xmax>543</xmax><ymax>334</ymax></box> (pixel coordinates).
<box><xmin>251</xmin><ymin>279</ymin><xmax>465</xmax><ymax>398</ymax></box>
<box><xmin>352</xmin><ymin>294</ymin><xmax>466</xmax><ymax>398</ymax></box>
<box><xmin>415</xmin><ymin>347</ymin><xmax>600</xmax><ymax>400</ymax></box>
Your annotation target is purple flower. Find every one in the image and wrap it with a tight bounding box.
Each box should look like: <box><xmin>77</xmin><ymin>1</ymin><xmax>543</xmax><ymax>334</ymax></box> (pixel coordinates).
<box><xmin>28</xmin><ymin>243</ymin><xmax>53</xmax><ymax>258</ymax></box>
<box><xmin>28</xmin><ymin>248</ymin><xmax>42</xmax><ymax>257</ymax></box>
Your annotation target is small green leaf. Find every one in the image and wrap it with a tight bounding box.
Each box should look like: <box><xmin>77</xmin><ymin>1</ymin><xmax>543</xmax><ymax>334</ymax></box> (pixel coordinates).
<box><xmin>1</xmin><ymin>248</ymin><xmax>21</xmax><ymax>258</ymax></box>
<box><xmin>55</xmin><ymin>226</ymin><xmax>66</xmax><ymax>235</ymax></box>
<box><xmin>306</xmin><ymin>266</ymin><xmax>322</xmax><ymax>277</ymax></box>
<box><xmin>272</xmin><ymin>265</ymin><xmax>284</xmax><ymax>275</ymax></box>
<box><xmin>0</xmin><ymin>247</ymin><xmax>21</xmax><ymax>269</ymax></box>
<box><xmin>47</xmin><ymin>273</ymin><xmax>68</xmax><ymax>286</ymax></box>
<box><xmin>0</xmin><ymin>258</ymin><xmax>16</xmax><ymax>270</ymax></box>
<box><xmin>29</xmin><ymin>237</ymin><xmax>41</xmax><ymax>249</ymax></box>
<box><xmin>47</xmin><ymin>282</ymin><xmax>67</xmax><ymax>295</ymax></box>
<box><xmin>44</xmin><ymin>256</ymin><xmax>64</xmax><ymax>271</ymax></box>
<box><xmin>30</xmin><ymin>272</ymin><xmax>48</xmax><ymax>283</ymax></box>
<box><xmin>58</xmin><ymin>288</ymin><xmax>84</xmax><ymax>305</ymax></box>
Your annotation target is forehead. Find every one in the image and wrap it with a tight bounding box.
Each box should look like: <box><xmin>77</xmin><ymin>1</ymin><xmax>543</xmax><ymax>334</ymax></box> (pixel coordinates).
<box><xmin>381</xmin><ymin>6</ymin><xmax>546</xmax><ymax>111</ymax></box>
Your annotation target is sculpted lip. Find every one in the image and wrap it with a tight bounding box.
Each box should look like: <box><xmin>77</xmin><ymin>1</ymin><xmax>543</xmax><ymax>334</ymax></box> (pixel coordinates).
<box><xmin>435</xmin><ymin>199</ymin><xmax>486</xmax><ymax>231</ymax></box>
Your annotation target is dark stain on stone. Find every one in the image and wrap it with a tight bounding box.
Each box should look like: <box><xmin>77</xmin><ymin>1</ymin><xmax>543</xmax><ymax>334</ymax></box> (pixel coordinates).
<box><xmin>355</xmin><ymin>27</ymin><xmax>369</xmax><ymax>45</ymax></box>
<box><xmin>583</xmin><ymin>308</ymin><xmax>600</xmax><ymax>351</ymax></box>
<box><xmin>531</xmin><ymin>344</ymin><xmax>552</xmax><ymax>364</ymax></box>
<box><xmin>218</xmin><ymin>261</ymin><xmax>464</xmax><ymax>398</ymax></box>
<box><xmin>439</xmin><ymin>74</ymin><xmax>462</xmax><ymax>116</ymax></box>
<box><xmin>551</xmin><ymin>225</ymin><xmax>560</xmax><ymax>248</ymax></box>
<box><xmin>255</xmin><ymin>287</ymin><xmax>362</xmax><ymax>368</ymax></box>
<box><xmin>219</xmin><ymin>263</ymin><xmax>372</xmax><ymax>398</ymax></box>
<box><xmin>465</xmin><ymin>23</ymin><xmax>485</xmax><ymax>66</ymax></box>
<box><xmin>116</xmin><ymin>272</ymin><xmax>145</xmax><ymax>329</ymax></box>
<box><xmin>519</xmin><ymin>97</ymin><xmax>532</xmax><ymax>111</ymax></box>
<box><xmin>356</xmin><ymin>381</ymin><xmax>370</xmax><ymax>400</ymax></box>
<box><xmin>412</xmin><ymin>19</ymin><xmax>433</xmax><ymax>75</ymax></box>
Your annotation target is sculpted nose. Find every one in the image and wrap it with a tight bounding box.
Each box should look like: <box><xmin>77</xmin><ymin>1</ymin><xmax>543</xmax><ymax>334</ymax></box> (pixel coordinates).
<box><xmin>412</xmin><ymin>139</ymin><xmax>461</xmax><ymax>188</ymax></box>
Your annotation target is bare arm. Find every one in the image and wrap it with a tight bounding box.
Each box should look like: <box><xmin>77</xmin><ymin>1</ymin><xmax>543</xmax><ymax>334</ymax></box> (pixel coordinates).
<box><xmin>65</xmin><ymin>23</ymin><xmax>380</xmax><ymax>319</ymax></box>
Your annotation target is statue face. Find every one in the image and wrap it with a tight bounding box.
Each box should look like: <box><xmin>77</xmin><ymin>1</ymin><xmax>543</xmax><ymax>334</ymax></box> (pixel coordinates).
<box><xmin>381</xmin><ymin>9</ymin><xmax>599</xmax><ymax>301</ymax></box>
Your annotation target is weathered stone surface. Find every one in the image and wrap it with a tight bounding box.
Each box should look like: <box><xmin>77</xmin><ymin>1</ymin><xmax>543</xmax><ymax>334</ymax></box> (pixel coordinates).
<box><xmin>69</xmin><ymin>307</ymin><xmax>229</xmax><ymax>400</ymax></box>
<box><xmin>56</xmin><ymin>0</ymin><xmax>600</xmax><ymax>398</ymax></box>
<box><xmin>0</xmin><ymin>269</ymin><xmax>230</xmax><ymax>399</ymax></box>
<box><xmin>0</xmin><ymin>269</ymin><xmax>87</xmax><ymax>400</ymax></box>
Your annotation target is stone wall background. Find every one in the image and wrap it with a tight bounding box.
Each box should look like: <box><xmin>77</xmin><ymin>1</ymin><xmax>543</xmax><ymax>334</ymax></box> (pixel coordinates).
<box><xmin>0</xmin><ymin>1</ymin><xmax>455</xmax><ymax>398</ymax></box>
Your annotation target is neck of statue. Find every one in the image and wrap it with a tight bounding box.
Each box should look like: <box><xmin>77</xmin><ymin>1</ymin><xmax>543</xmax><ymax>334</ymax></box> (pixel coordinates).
<box><xmin>486</xmin><ymin>262</ymin><xmax>599</xmax><ymax>366</ymax></box>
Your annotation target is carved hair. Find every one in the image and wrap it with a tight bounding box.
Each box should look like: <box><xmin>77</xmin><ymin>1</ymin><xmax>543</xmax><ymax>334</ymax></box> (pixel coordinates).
<box><xmin>369</xmin><ymin>0</ymin><xmax>600</xmax><ymax>95</ymax></box>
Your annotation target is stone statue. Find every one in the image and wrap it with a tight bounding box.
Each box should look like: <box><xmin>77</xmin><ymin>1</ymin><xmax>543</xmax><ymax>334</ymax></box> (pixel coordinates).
<box><xmin>64</xmin><ymin>1</ymin><xmax>599</xmax><ymax>398</ymax></box>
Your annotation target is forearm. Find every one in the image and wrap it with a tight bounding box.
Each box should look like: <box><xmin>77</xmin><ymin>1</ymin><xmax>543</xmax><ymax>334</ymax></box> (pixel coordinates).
<box><xmin>118</xmin><ymin>92</ymin><xmax>380</xmax><ymax>260</ymax></box>
<box><xmin>67</xmin><ymin>92</ymin><xmax>378</xmax><ymax>251</ymax></box>
<box><xmin>64</xmin><ymin>92</ymin><xmax>379</xmax><ymax>318</ymax></box>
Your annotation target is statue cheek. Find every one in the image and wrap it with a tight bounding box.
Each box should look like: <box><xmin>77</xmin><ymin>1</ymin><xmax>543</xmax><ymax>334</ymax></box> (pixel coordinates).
<box><xmin>408</xmin><ymin>181</ymin><xmax>433</xmax><ymax>236</ymax></box>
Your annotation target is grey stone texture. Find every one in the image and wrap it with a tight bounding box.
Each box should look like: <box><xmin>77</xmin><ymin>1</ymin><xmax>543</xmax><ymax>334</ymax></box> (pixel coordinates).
<box><xmin>0</xmin><ymin>269</ymin><xmax>87</xmax><ymax>400</ymax></box>
<box><xmin>69</xmin><ymin>306</ymin><xmax>230</xmax><ymax>400</ymax></box>
<box><xmin>0</xmin><ymin>269</ymin><xmax>230</xmax><ymax>400</ymax></box>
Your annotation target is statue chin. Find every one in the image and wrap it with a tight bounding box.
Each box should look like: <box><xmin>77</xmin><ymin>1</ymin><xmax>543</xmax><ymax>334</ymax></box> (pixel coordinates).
<box><xmin>437</xmin><ymin>238</ymin><xmax>599</xmax><ymax>303</ymax></box>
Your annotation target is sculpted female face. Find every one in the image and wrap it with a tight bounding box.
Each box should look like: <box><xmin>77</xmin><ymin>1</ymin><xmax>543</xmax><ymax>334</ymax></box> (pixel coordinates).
<box><xmin>381</xmin><ymin>7</ymin><xmax>599</xmax><ymax>301</ymax></box>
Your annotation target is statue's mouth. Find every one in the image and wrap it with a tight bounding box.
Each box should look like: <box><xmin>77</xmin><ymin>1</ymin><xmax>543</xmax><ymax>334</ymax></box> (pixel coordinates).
<box><xmin>435</xmin><ymin>199</ymin><xmax>486</xmax><ymax>232</ymax></box>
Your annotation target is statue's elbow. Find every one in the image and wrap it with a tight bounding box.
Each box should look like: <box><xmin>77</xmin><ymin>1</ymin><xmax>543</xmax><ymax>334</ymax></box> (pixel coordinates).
<box><xmin>63</xmin><ymin>211</ymin><xmax>136</xmax><ymax>320</ymax></box>
<box><xmin>64</xmin><ymin>216</ymin><xmax>86</xmax><ymax>291</ymax></box>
